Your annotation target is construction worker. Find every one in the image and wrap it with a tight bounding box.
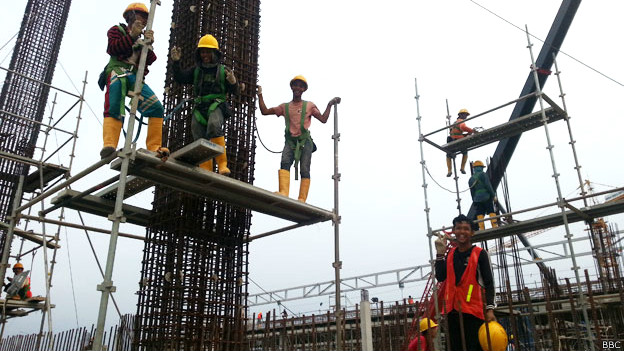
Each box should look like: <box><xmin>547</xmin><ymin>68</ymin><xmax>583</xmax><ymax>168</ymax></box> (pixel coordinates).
<box><xmin>4</xmin><ymin>262</ymin><xmax>32</xmax><ymax>300</ymax></box>
<box><xmin>257</xmin><ymin>77</ymin><xmax>340</xmax><ymax>203</ymax></box>
<box><xmin>446</xmin><ymin>109</ymin><xmax>475</xmax><ymax>177</ymax></box>
<box><xmin>170</xmin><ymin>34</ymin><xmax>240</xmax><ymax>175</ymax></box>
<box><xmin>407</xmin><ymin>318</ymin><xmax>438</xmax><ymax>351</ymax></box>
<box><xmin>435</xmin><ymin>214</ymin><xmax>496</xmax><ymax>351</ymax></box>
<box><xmin>408</xmin><ymin>295</ymin><xmax>414</xmax><ymax>304</ymax></box>
<box><xmin>468</xmin><ymin>160</ymin><xmax>498</xmax><ymax>230</ymax></box>
<box><xmin>99</xmin><ymin>2</ymin><xmax>169</xmax><ymax>159</ymax></box>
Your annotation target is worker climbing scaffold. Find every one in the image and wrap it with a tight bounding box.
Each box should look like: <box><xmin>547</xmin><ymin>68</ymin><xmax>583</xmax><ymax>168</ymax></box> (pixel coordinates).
<box><xmin>170</xmin><ymin>34</ymin><xmax>241</xmax><ymax>175</ymax></box>
<box><xmin>256</xmin><ymin>76</ymin><xmax>340</xmax><ymax>203</ymax></box>
<box><xmin>468</xmin><ymin>160</ymin><xmax>498</xmax><ymax>230</ymax></box>
<box><xmin>98</xmin><ymin>2</ymin><xmax>169</xmax><ymax>160</ymax></box>
<box><xmin>446</xmin><ymin>109</ymin><xmax>475</xmax><ymax>177</ymax></box>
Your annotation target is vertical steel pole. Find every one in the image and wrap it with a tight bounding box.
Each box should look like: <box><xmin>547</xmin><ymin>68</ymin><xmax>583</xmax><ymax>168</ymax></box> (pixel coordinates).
<box><xmin>92</xmin><ymin>2</ymin><xmax>158</xmax><ymax>350</ymax></box>
<box><xmin>525</xmin><ymin>26</ymin><xmax>594</xmax><ymax>351</ymax></box>
<box><xmin>332</xmin><ymin>101</ymin><xmax>343</xmax><ymax>351</ymax></box>
<box><xmin>415</xmin><ymin>78</ymin><xmax>441</xmax><ymax>351</ymax></box>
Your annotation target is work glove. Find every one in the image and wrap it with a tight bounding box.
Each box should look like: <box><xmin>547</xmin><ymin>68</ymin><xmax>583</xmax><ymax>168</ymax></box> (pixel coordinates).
<box><xmin>225</xmin><ymin>68</ymin><xmax>237</xmax><ymax>85</ymax></box>
<box><xmin>130</xmin><ymin>21</ymin><xmax>145</xmax><ymax>39</ymax></box>
<box><xmin>170</xmin><ymin>46</ymin><xmax>181</xmax><ymax>61</ymax></box>
<box><xmin>434</xmin><ymin>233</ymin><xmax>447</xmax><ymax>255</ymax></box>
<box><xmin>329</xmin><ymin>97</ymin><xmax>341</xmax><ymax>105</ymax></box>
<box><xmin>257</xmin><ymin>85</ymin><xmax>263</xmax><ymax>95</ymax></box>
<box><xmin>144</xmin><ymin>29</ymin><xmax>154</xmax><ymax>43</ymax></box>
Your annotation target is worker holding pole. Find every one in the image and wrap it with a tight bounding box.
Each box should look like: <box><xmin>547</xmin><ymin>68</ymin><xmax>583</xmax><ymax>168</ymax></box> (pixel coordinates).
<box><xmin>434</xmin><ymin>214</ymin><xmax>498</xmax><ymax>351</ymax></box>
<box><xmin>99</xmin><ymin>2</ymin><xmax>169</xmax><ymax>160</ymax></box>
<box><xmin>170</xmin><ymin>34</ymin><xmax>240</xmax><ymax>175</ymax></box>
<box><xmin>257</xmin><ymin>76</ymin><xmax>340</xmax><ymax>203</ymax></box>
<box><xmin>446</xmin><ymin>109</ymin><xmax>475</xmax><ymax>177</ymax></box>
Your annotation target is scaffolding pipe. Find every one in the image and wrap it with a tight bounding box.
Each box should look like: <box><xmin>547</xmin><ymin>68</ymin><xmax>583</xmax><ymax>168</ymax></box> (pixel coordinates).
<box><xmin>332</xmin><ymin>101</ymin><xmax>343</xmax><ymax>350</ymax></box>
<box><xmin>19</xmin><ymin>215</ymin><xmax>144</xmax><ymax>241</ymax></box>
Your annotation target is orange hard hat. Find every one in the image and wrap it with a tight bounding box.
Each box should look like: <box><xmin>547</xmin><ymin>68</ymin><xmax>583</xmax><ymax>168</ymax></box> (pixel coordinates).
<box><xmin>13</xmin><ymin>262</ymin><xmax>24</xmax><ymax>269</ymax></box>
<box><xmin>124</xmin><ymin>3</ymin><xmax>149</xmax><ymax>17</ymax></box>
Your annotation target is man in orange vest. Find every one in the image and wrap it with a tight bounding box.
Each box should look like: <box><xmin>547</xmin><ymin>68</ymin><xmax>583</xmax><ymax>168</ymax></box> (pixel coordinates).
<box><xmin>446</xmin><ymin>109</ymin><xmax>475</xmax><ymax>177</ymax></box>
<box><xmin>435</xmin><ymin>215</ymin><xmax>496</xmax><ymax>351</ymax></box>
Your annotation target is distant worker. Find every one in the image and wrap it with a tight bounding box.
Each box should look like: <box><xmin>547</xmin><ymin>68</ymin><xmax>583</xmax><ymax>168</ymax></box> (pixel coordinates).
<box><xmin>435</xmin><ymin>214</ymin><xmax>496</xmax><ymax>351</ymax></box>
<box><xmin>407</xmin><ymin>318</ymin><xmax>438</xmax><ymax>351</ymax></box>
<box><xmin>281</xmin><ymin>310</ymin><xmax>288</xmax><ymax>318</ymax></box>
<box><xmin>468</xmin><ymin>160</ymin><xmax>498</xmax><ymax>230</ymax></box>
<box><xmin>170</xmin><ymin>34</ymin><xmax>240</xmax><ymax>175</ymax></box>
<box><xmin>257</xmin><ymin>312</ymin><xmax>263</xmax><ymax>321</ymax></box>
<box><xmin>257</xmin><ymin>77</ymin><xmax>340</xmax><ymax>202</ymax></box>
<box><xmin>446</xmin><ymin>109</ymin><xmax>475</xmax><ymax>177</ymax></box>
<box><xmin>4</xmin><ymin>262</ymin><xmax>32</xmax><ymax>300</ymax></box>
<box><xmin>99</xmin><ymin>2</ymin><xmax>169</xmax><ymax>160</ymax></box>
<box><xmin>408</xmin><ymin>295</ymin><xmax>414</xmax><ymax>304</ymax></box>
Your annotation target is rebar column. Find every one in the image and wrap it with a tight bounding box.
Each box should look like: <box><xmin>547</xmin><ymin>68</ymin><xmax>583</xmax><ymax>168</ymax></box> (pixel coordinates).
<box><xmin>133</xmin><ymin>0</ymin><xmax>259</xmax><ymax>349</ymax></box>
<box><xmin>0</xmin><ymin>0</ymin><xmax>72</xmax><ymax>282</ymax></box>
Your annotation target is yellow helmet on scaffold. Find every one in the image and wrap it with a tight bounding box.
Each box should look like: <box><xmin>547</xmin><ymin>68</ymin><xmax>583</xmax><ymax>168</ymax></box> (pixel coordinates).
<box><xmin>473</xmin><ymin>160</ymin><xmax>485</xmax><ymax>168</ymax></box>
<box><xmin>458</xmin><ymin>108</ymin><xmax>470</xmax><ymax>116</ymax></box>
<box><xmin>197</xmin><ymin>34</ymin><xmax>219</xmax><ymax>50</ymax></box>
<box><xmin>123</xmin><ymin>3</ymin><xmax>148</xmax><ymax>17</ymax></box>
<box><xmin>419</xmin><ymin>318</ymin><xmax>438</xmax><ymax>332</ymax></box>
<box><xmin>478</xmin><ymin>321</ymin><xmax>508</xmax><ymax>351</ymax></box>
<box><xmin>290</xmin><ymin>75</ymin><xmax>308</xmax><ymax>91</ymax></box>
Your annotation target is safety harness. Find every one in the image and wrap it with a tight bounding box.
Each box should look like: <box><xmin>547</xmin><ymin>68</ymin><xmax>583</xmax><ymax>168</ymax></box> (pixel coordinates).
<box><xmin>192</xmin><ymin>65</ymin><xmax>226</xmax><ymax>125</ymax></box>
<box><xmin>284</xmin><ymin>101</ymin><xmax>313</xmax><ymax>180</ymax></box>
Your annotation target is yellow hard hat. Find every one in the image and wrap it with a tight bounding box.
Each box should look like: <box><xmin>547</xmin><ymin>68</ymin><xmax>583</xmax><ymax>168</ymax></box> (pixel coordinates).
<box><xmin>197</xmin><ymin>34</ymin><xmax>219</xmax><ymax>50</ymax></box>
<box><xmin>478</xmin><ymin>321</ymin><xmax>508</xmax><ymax>351</ymax></box>
<box><xmin>473</xmin><ymin>160</ymin><xmax>485</xmax><ymax>168</ymax></box>
<box><xmin>458</xmin><ymin>108</ymin><xmax>470</xmax><ymax>116</ymax></box>
<box><xmin>290</xmin><ymin>75</ymin><xmax>308</xmax><ymax>91</ymax></box>
<box><xmin>124</xmin><ymin>3</ymin><xmax>148</xmax><ymax>16</ymax></box>
<box><xmin>13</xmin><ymin>263</ymin><xmax>24</xmax><ymax>269</ymax></box>
<box><xmin>419</xmin><ymin>318</ymin><xmax>438</xmax><ymax>332</ymax></box>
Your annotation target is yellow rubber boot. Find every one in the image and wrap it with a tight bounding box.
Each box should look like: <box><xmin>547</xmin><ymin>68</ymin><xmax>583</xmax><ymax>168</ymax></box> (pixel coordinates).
<box><xmin>489</xmin><ymin>213</ymin><xmax>498</xmax><ymax>228</ymax></box>
<box><xmin>277</xmin><ymin>169</ymin><xmax>290</xmax><ymax>197</ymax></box>
<box><xmin>146</xmin><ymin>117</ymin><xmax>170</xmax><ymax>158</ymax></box>
<box><xmin>199</xmin><ymin>159</ymin><xmax>213</xmax><ymax>172</ymax></box>
<box><xmin>298</xmin><ymin>178</ymin><xmax>311</xmax><ymax>203</ymax></box>
<box><xmin>460</xmin><ymin>154</ymin><xmax>468</xmax><ymax>174</ymax></box>
<box><xmin>476</xmin><ymin>214</ymin><xmax>485</xmax><ymax>231</ymax></box>
<box><xmin>446</xmin><ymin>157</ymin><xmax>452</xmax><ymax>177</ymax></box>
<box><xmin>100</xmin><ymin>117</ymin><xmax>122</xmax><ymax>158</ymax></box>
<box><xmin>211</xmin><ymin>136</ymin><xmax>231</xmax><ymax>175</ymax></box>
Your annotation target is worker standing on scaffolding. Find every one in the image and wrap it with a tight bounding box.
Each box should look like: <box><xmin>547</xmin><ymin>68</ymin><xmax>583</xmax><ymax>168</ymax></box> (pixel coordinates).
<box><xmin>446</xmin><ymin>109</ymin><xmax>475</xmax><ymax>177</ymax></box>
<box><xmin>468</xmin><ymin>160</ymin><xmax>498</xmax><ymax>230</ymax></box>
<box><xmin>435</xmin><ymin>215</ymin><xmax>496</xmax><ymax>351</ymax></box>
<box><xmin>170</xmin><ymin>34</ymin><xmax>239</xmax><ymax>175</ymax></box>
<box><xmin>257</xmin><ymin>76</ymin><xmax>340</xmax><ymax>203</ymax></box>
<box><xmin>99</xmin><ymin>2</ymin><xmax>169</xmax><ymax>160</ymax></box>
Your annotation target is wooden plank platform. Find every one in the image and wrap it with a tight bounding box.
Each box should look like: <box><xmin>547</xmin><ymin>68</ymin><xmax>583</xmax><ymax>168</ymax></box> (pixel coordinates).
<box><xmin>472</xmin><ymin>199</ymin><xmax>624</xmax><ymax>242</ymax></box>
<box><xmin>440</xmin><ymin>107</ymin><xmax>566</xmax><ymax>155</ymax></box>
<box><xmin>23</xmin><ymin>163</ymin><xmax>70</xmax><ymax>193</ymax></box>
<box><xmin>51</xmin><ymin>189</ymin><xmax>151</xmax><ymax>226</ymax></box>
<box><xmin>110</xmin><ymin>148</ymin><xmax>335</xmax><ymax>224</ymax></box>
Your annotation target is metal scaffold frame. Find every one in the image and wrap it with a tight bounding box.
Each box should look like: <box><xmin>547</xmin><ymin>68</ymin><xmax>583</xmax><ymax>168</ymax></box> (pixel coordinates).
<box><xmin>414</xmin><ymin>25</ymin><xmax>624</xmax><ymax>351</ymax></box>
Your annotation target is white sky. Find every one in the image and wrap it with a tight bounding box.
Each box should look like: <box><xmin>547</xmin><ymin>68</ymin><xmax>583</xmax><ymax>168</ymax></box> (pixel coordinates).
<box><xmin>1</xmin><ymin>0</ymin><xmax>623</xmax><ymax>336</ymax></box>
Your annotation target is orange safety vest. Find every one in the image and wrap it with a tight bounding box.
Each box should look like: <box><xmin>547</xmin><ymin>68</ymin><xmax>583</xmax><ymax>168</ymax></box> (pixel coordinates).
<box><xmin>449</xmin><ymin>119</ymin><xmax>466</xmax><ymax>139</ymax></box>
<box><xmin>445</xmin><ymin>246</ymin><xmax>485</xmax><ymax>320</ymax></box>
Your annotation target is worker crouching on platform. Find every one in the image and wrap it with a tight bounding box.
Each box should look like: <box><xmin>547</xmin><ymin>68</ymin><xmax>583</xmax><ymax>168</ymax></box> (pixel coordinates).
<box><xmin>170</xmin><ymin>34</ymin><xmax>239</xmax><ymax>175</ymax></box>
<box><xmin>257</xmin><ymin>76</ymin><xmax>340</xmax><ymax>203</ymax></box>
<box><xmin>446</xmin><ymin>109</ymin><xmax>475</xmax><ymax>177</ymax></box>
<box><xmin>4</xmin><ymin>262</ymin><xmax>32</xmax><ymax>300</ymax></box>
<box><xmin>468</xmin><ymin>160</ymin><xmax>498</xmax><ymax>230</ymax></box>
<box><xmin>435</xmin><ymin>215</ymin><xmax>496</xmax><ymax>351</ymax></box>
<box><xmin>100</xmin><ymin>2</ymin><xmax>169</xmax><ymax>160</ymax></box>
<box><xmin>407</xmin><ymin>318</ymin><xmax>438</xmax><ymax>351</ymax></box>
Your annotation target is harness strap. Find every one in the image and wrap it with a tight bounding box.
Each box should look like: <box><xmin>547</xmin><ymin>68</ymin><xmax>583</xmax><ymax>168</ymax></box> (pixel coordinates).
<box><xmin>284</xmin><ymin>101</ymin><xmax>310</xmax><ymax>180</ymax></box>
<box><xmin>192</xmin><ymin>65</ymin><xmax>227</xmax><ymax>125</ymax></box>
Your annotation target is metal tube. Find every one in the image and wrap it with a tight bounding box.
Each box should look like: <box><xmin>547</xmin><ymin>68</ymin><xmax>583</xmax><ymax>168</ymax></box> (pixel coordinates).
<box><xmin>0</xmin><ymin>66</ymin><xmax>81</xmax><ymax>98</ymax></box>
<box><xmin>0</xmin><ymin>109</ymin><xmax>75</xmax><ymax>136</ymax></box>
<box><xmin>332</xmin><ymin>101</ymin><xmax>343</xmax><ymax>351</ymax></box>
<box><xmin>525</xmin><ymin>26</ymin><xmax>594</xmax><ymax>351</ymax></box>
<box><xmin>39</xmin><ymin>174</ymin><xmax>120</xmax><ymax>216</ymax></box>
<box><xmin>246</xmin><ymin>222</ymin><xmax>315</xmax><ymax>242</ymax></box>
<box><xmin>19</xmin><ymin>215</ymin><xmax>144</xmax><ymax>240</ymax></box>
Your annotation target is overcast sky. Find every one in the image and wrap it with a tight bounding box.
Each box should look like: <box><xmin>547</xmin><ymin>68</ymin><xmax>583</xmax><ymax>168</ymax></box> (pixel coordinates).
<box><xmin>1</xmin><ymin>0</ymin><xmax>623</xmax><ymax>336</ymax></box>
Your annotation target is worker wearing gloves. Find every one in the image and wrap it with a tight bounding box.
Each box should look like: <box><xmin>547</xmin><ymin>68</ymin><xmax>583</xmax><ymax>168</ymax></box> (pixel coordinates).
<box><xmin>468</xmin><ymin>160</ymin><xmax>498</xmax><ymax>230</ymax></box>
<box><xmin>99</xmin><ymin>2</ymin><xmax>169</xmax><ymax>160</ymax></box>
<box><xmin>446</xmin><ymin>109</ymin><xmax>475</xmax><ymax>177</ymax></box>
<box><xmin>170</xmin><ymin>34</ymin><xmax>239</xmax><ymax>175</ymax></box>
<box><xmin>4</xmin><ymin>262</ymin><xmax>32</xmax><ymax>300</ymax></box>
<box><xmin>257</xmin><ymin>76</ymin><xmax>340</xmax><ymax>203</ymax></box>
<box><xmin>435</xmin><ymin>215</ymin><xmax>496</xmax><ymax>351</ymax></box>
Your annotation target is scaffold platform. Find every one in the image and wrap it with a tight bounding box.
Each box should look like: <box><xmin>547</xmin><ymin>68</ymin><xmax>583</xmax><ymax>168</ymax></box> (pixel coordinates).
<box><xmin>472</xmin><ymin>199</ymin><xmax>624</xmax><ymax>242</ymax></box>
<box><xmin>0</xmin><ymin>296</ymin><xmax>53</xmax><ymax>319</ymax></box>
<box><xmin>441</xmin><ymin>107</ymin><xmax>566</xmax><ymax>155</ymax></box>
<box><xmin>22</xmin><ymin>163</ymin><xmax>70</xmax><ymax>193</ymax></box>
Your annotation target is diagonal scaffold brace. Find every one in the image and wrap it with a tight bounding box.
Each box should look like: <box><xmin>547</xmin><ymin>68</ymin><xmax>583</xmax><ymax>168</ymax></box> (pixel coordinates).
<box><xmin>91</xmin><ymin>1</ymin><xmax>161</xmax><ymax>350</ymax></box>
